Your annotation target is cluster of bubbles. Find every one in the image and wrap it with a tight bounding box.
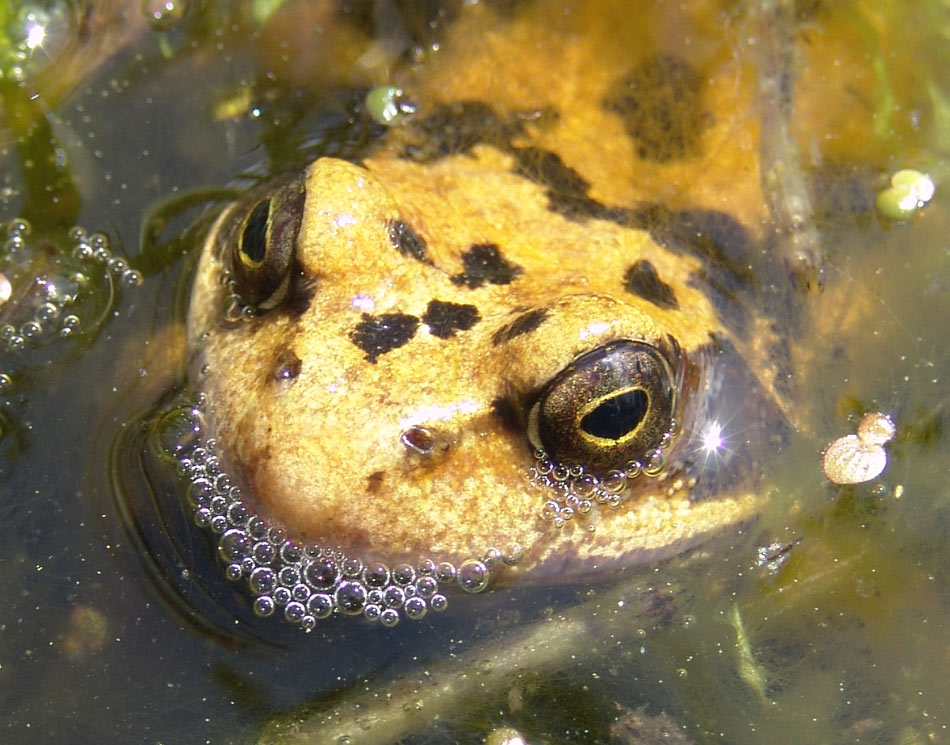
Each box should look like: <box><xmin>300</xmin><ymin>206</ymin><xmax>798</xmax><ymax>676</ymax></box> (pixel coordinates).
<box><xmin>527</xmin><ymin>422</ymin><xmax>678</xmax><ymax>530</ymax></box>
<box><xmin>0</xmin><ymin>220</ymin><xmax>142</xmax><ymax>362</ymax></box>
<box><xmin>162</xmin><ymin>400</ymin><xmax>523</xmax><ymax>630</ymax></box>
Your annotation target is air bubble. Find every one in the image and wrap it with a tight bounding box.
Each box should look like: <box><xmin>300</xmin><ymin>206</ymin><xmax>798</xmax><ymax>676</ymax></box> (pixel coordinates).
<box><xmin>404</xmin><ymin>596</ymin><xmax>427</xmax><ymax>620</ymax></box>
<box><xmin>252</xmin><ymin>541</ymin><xmax>276</xmax><ymax>565</ymax></box>
<box><xmin>502</xmin><ymin>543</ymin><xmax>524</xmax><ymax>566</ymax></box>
<box><xmin>253</xmin><ymin>595</ymin><xmax>275</xmax><ymax>617</ymax></box>
<box><xmin>193</xmin><ymin>507</ymin><xmax>212</xmax><ymax>527</ymax></box>
<box><xmin>335</xmin><ymin>581</ymin><xmax>367</xmax><ymax>615</ymax></box>
<box><xmin>415</xmin><ymin>576</ymin><xmax>438</xmax><ymax>598</ymax></box>
<box><xmin>430</xmin><ymin>594</ymin><xmax>448</xmax><ymax>612</ymax></box>
<box><xmin>364</xmin><ymin>604</ymin><xmax>381</xmax><ymax>621</ymax></box>
<box><xmin>540</xmin><ymin>500</ymin><xmax>559</xmax><ymax>520</ymax></box>
<box><xmin>380</xmin><ymin>608</ymin><xmax>400</xmax><ymax>627</ymax></box>
<box><xmin>305</xmin><ymin>558</ymin><xmax>340</xmax><ymax>590</ymax></box>
<box><xmin>482</xmin><ymin>548</ymin><xmax>502</xmax><ymax>567</ymax></box>
<box><xmin>301</xmin><ymin>615</ymin><xmax>317</xmax><ymax>632</ymax></box>
<box><xmin>644</xmin><ymin>449</ymin><xmax>665</xmax><ymax>476</ymax></box>
<box><xmin>362</xmin><ymin>560</ymin><xmax>390</xmax><ymax>588</ymax></box>
<box><xmin>280</xmin><ymin>540</ymin><xmax>302</xmax><ymax>564</ymax></box>
<box><xmin>603</xmin><ymin>469</ymin><xmax>627</xmax><ymax>493</ymax></box>
<box><xmin>284</xmin><ymin>601</ymin><xmax>305</xmax><ymax>624</ymax></box>
<box><xmin>392</xmin><ymin>563</ymin><xmax>416</xmax><ymax>585</ymax></box>
<box><xmin>383</xmin><ymin>586</ymin><xmax>405</xmax><ymax>608</ymax></box>
<box><xmin>308</xmin><ymin>593</ymin><xmax>333</xmax><ymax>619</ymax></box>
<box><xmin>342</xmin><ymin>557</ymin><xmax>363</xmax><ymax>577</ymax></box>
<box><xmin>249</xmin><ymin>567</ymin><xmax>276</xmax><ymax>594</ymax></box>
<box><xmin>225</xmin><ymin>563</ymin><xmax>243</xmax><ymax>581</ymax></box>
<box><xmin>273</xmin><ymin>587</ymin><xmax>291</xmax><ymax>606</ymax></box>
<box><xmin>573</xmin><ymin>474</ymin><xmax>597</xmax><ymax>498</ymax></box>
<box><xmin>218</xmin><ymin>529</ymin><xmax>251</xmax><ymax>563</ymax></box>
<box><xmin>436</xmin><ymin>562</ymin><xmax>457</xmax><ymax>583</ymax></box>
<box><xmin>417</xmin><ymin>559</ymin><xmax>436</xmax><ymax>576</ymax></box>
<box><xmin>209</xmin><ymin>515</ymin><xmax>227</xmax><ymax>534</ymax></box>
<box><xmin>278</xmin><ymin>565</ymin><xmax>300</xmax><ymax>587</ymax></box>
<box><xmin>457</xmin><ymin>559</ymin><xmax>490</xmax><ymax>593</ymax></box>
<box><xmin>154</xmin><ymin>405</ymin><xmax>200</xmax><ymax>460</ymax></box>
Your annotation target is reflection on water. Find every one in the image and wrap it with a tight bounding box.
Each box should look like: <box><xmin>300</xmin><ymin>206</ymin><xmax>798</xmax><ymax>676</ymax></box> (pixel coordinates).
<box><xmin>0</xmin><ymin>1</ymin><xmax>948</xmax><ymax>744</ymax></box>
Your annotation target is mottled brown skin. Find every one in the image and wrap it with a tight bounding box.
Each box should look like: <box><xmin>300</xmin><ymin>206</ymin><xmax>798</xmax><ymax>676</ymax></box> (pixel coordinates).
<box><xmin>187</xmin><ymin>1</ymin><xmax>786</xmax><ymax>581</ymax></box>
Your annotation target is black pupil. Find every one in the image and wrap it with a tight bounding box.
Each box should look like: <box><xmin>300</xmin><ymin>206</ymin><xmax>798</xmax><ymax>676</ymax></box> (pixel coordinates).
<box><xmin>580</xmin><ymin>389</ymin><xmax>648</xmax><ymax>440</ymax></box>
<box><xmin>241</xmin><ymin>199</ymin><xmax>271</xmax><ymax>263</ymax></box>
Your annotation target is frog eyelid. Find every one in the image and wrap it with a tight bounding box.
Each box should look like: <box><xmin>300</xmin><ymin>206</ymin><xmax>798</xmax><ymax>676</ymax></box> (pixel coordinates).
<box><xmin>228</xmin><ymin>176</ymin><xmax>306</xmax><ymax>309</ymax></box>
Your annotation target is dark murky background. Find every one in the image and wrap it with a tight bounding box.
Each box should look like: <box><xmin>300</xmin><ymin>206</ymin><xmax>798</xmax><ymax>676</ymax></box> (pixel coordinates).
<box><xmin>1</xmin><ymin>1</ymin><xmax>948</xmax><ymax>744</ymax></box>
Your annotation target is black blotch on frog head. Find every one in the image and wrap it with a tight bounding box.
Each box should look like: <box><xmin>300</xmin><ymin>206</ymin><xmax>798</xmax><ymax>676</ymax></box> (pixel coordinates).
<box><xmin>623</xmin><ymin>260</ymin><xmax>679</xmax><ymax>310</ymax></box>
<box><xmin>422</xmin><ymin>299</ymin><xmax>480</xmax><ymax>339</ymax></box>
<box><xmin>509</xmin><ymin>145</ymin><xmax>625</xmax><ymax>221</ymax></box>
<box><xmin>401</xmin><ymin>101</ymin><xmax>522</xmax><ymax>162</ymax></box>
<box><xmin>451</xmin><ymin>243</ymin><xmax>523</xmax><ymax>288</ymax></box>
<box><xmin>271</xmin><ymin>348</ymin><xmax>302</xmax><ymax>383</ymax></box>
<box><xmin>492</xmin><ymin>307</ymin><xmax>549</xmax><ymax>346</ymax></box>
<box><xmin>388</xmin><ymin>219</ymin><xmax>429</xmax><ymax>263</ymax></box>
<box><xmin>350</xmin><ymin>312</ymin><xmax>420</xmax><ymax>363</ymax></box>
<box><xmin>604</xmin><ymin>55</ymin><xmax>708</xmax><ymax>163</ymax></box>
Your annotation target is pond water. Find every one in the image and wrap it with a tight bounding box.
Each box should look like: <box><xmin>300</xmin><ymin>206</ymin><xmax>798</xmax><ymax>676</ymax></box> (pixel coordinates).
<box><xmin>1</xmin><ymin>1</ymin><xmax>948</xmax><ymax>744</ymax></box>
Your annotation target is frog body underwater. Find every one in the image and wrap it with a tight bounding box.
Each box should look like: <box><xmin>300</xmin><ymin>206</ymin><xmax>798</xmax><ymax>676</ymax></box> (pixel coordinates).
<box><xmin>185</xmin><ymin>0</ymin><xmax>790</xmax><ymax>623</ymax></box>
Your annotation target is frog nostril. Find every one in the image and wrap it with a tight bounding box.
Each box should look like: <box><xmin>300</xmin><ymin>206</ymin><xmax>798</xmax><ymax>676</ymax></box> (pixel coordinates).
<box><xmin>579</xmin><ymin>389</ymin><xmax>649</xmax><ymax>440</ymax></box>
<box><xmin>401</xmin><ymin>426</ymin><xmax>449</xmax><ymax>457</ymax></box>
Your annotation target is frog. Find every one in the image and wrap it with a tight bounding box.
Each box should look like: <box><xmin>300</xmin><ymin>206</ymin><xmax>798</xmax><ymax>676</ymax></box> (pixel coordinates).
<box><xmin>184</xmin><ymin>0</ymin><xmax>792</xmax><ymax>626</ymax></box>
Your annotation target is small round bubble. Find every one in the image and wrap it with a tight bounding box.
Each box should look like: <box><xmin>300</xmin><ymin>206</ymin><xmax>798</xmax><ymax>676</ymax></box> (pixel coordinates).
<box><xmin>278</xmin><ymin>565</ymin><xmax>300</xmax><ymax>588</ymax></box>
<box><xmin>430</xmin><ymin>594</ymin><xmax>448</xmax><ymax>612</ymax></box>
<box><xmin>252</xmin><ymin>540</ymin><xmax>276</xmax><ymax>565</ymax></box>
<box><xmin>404</xmin><ymin>596</ymin><xmax>427</xmax><ymax>620</ymax></box>
<box><xmin>417</xmin><ymin>558</ymin><xmax>436</xmax><ymax>576</ymax></box>
<box><xmin>362</xmin><ymin>560</ymin><xmax>390</xmax><ymax>588</ymax></box>
<box><xmin>253</xmin><ymin>595</ymin><xmax>275</xmax><ymax>618</ymax></box>
<box><xmin>364</xmin><ymin>604</ymin><xmax>381</xmax><ymax>621</ymax></box>
<box><xmin>380</xmin><ymin>608</ymin><xmax>400</xmax><ymax>627</ymax></box>
<box><xmin>301</xmin><ymin>615</ymin><xmax>317</xmax><ymax>632</ymax></box>
<box><xmin>273</xmin><ymin>586</ymin><xmax>292</xmax><ymax>606</ymax></box>
<box><xmin>284</xmin><ymin>601</ymin><xmax>305</xmax><ymax>624</ymax></box>
<box><xmin>603</xmin><ymin>470</ymin><xmax>627</xmax><ymax>493</ymax></box>
<box><xmin>383</xmin><ymin>586</ymin><xmax>405</xmax><ymax>608</ymax></box>
<box><xmin>335</xmin><ymin>581</ymin><xmax>367</xmax><ymax>615</ymax></box>
<box><xmin>280</xmin><ymin>540</ymin><xmax>302</xmax><ymax>564</ymax></box>
<box><xmin>292</xmin><ymin>583</ymin><xmax>311</xmax><ymax>602</ymax></box>
<box><xmin>457</xmin><ymin>559</ymin><xmax>490</xmax><ymax>593</ymax></box>
<box><xmin>415</xmin><ymin>576</ymin><xmax>438</xmax><ymax>598</ymax></box>
<box><xmin>249</xmin><ymin>567</ymin><xmax>276</xmax><ymax>594</ymax></box>
<box><xmin>225</xmin><ymin>563</ymin><xmax>243</xmax><ymax>581</ymax></box>
<box><xmin>218</xmin><ymin>529</ymin><xmax>251</xmax><ymax>562</ymax></box>
<box><xmin>436</xmin><ymin>562</ymin><xmax>457</xmax><ymax>583</ymax></box>
<box><xmin>502</xmin><ymin>543</ymin><xmax>524</xmax><ymax>566</ymax></box>
<box><xmin>209</xmin><ymin>515</ymin><xmax>228</xmax><ymax>534</ymax></box>
<box><xmin>392</xmin><ymin>563</ymin><xmax>416</xmax><ymax>585</ymax></box>
<box><xmin>305</xmin><ymin>558</ymin><xmax>339</xmax><ymax>590</ymax></box>
<box><xmin>342</xmin><ymin>557</ymin><xmax>363</xmax><ymax>577</ymax></box>
<box><xmin>308</xmin><ymin>593</ymin><xmax>334</xmax><ymax>619</ymax></box>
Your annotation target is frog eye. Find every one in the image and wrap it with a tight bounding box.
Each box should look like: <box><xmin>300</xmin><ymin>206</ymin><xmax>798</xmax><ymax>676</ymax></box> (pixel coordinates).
<box><xmin>528</xmin><ymin>341</ymin><xmax>675</xmax><ymax>472</ymax></box>
<box><xmin>228</xmin><ymin>176</ymin><xmax>305</xmax><ymax>309</ymax></box>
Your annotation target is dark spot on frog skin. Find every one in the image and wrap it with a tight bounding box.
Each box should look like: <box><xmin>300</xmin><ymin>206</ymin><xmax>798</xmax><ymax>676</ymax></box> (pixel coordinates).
<box><xmin>422</xmin><ymin>299</ymin><xmax>480</xmax><ymax>339</ymax></box>
<box><xmin>450</xmin><ymin>243</ymin><xmax>523</xmax><ymax>288</ymax></box>
<box><xmin>350</xmin><ymin>312</ymin><xmax>420</xmax><ymax>363</ymax></box>
<box><xmin>491</xmin><ymin>307</ymin><xmax>549</xmax><ymax>346</ymax></box>
<box><xmin>388</xmin><ymin>219</ymin><xmax>429</xmax><ymax>263</ymax></box>
<box><xmin>402</xmin><ymin>101</ymin><xmax>522</xmax><ymax>162</ymax></box>
<box><xmin>604</xmin><ymin>55</ymin><xmax>709</xmax><ymax>163</ymax></box>
<box><xmin>623</xmin><ymin>260</ymin><xmax>679</xmax><ymax>310</ymax></box>
<box><xmin>271</xmin><ymin>348</ymin><xmax>302</xmax><ymax>383</ymax></box>
<box><xmin>366</xmin><ymin>470</ymin><xmax>385</xmax><ymax>494</ymax></box>
<box><xmin>512</xmin><ymin>147</ymin><xmax>590</xmax><ymax>199</ymax></box>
